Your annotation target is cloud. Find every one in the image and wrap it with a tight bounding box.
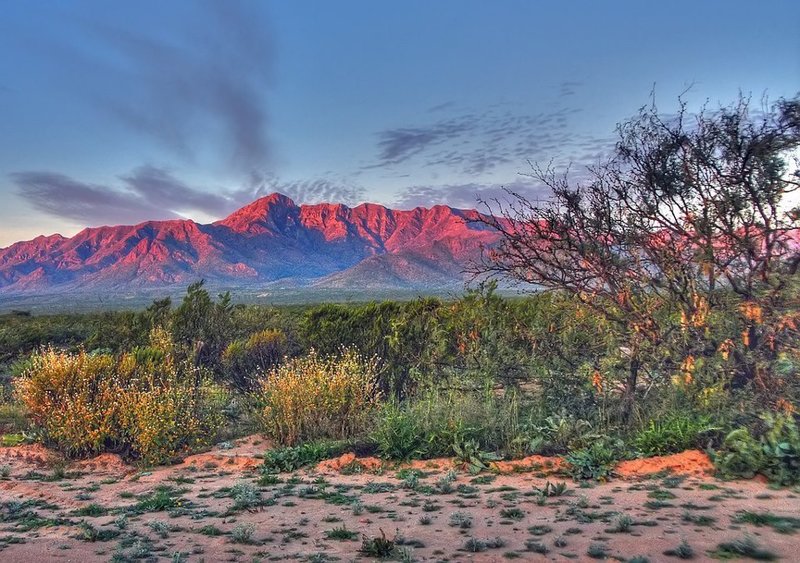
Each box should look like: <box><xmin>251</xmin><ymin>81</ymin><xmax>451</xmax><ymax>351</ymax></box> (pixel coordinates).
<box><xmin>394</xmin><ymin>180</ymin><xmax>551</xmax><ymax>210</ymax></box>
<box><xmin>367</xmin><ymin>97</ymin><xmax>611</xmax><ymax>176</ymax></box>
<box><xmin>373</xmin><ymin>116</ymin><xmax>475</xmax><ymax>166</ymax></box>
<box><xmin>13</xmin><ymin>167</ymin><xmax>365</xmax><ymax>227</ymax></box>
<box><xmin>12</xmin><ymin>171</ymin><xmax>179</xmax><ymax>225</ymax></box>
<box><xmin>252</xmin><ymin>177</ymin><xmax>365</xmax><ymax>206</ymax></box>
<box><xmin>74</xmin><ymin>0</ymin><xmax>273</xmax><ymax>175</ymax></box>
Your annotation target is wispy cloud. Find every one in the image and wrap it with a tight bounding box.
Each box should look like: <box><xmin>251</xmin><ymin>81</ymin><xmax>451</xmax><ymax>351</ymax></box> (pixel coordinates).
<box><xmin>251</xmin><ymin>176</ymin><xmax>365</xmax><ymax>206</ymax></box>
<box><xmin>394</xmin><ymin>180</ymin><xmax>550</xmax><ymax>210</ymax></box>
<box><xmin>75</xmin><ymin>0</ymin><xmax>274</xmax><ymax>175</ymax></box>
<box><xmin>12</xmin><ymin>167</ymin><xmax>364</xmax><ymax>227</ymax></box>
<box><xmin>373</xmin><ymin>116</ymin><xmax>475</xmax><ymax>166</ymax></box>
<box><xmin>367</xmin><ymin>93</ymin><xmax>612</xmax><ymax>176</ymax></box>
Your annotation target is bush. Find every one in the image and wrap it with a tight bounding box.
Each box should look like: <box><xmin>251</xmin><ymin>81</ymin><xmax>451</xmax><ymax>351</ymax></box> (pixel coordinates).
<box><xmin>565</xmin><ymin>438</ymin><xmax>622</xmax><ymax>481</ymax></box>
<box><xmin>714</xmin><ymin>413</ymin><xmax>800</xmax><ymax>485</ymax></box>
<box><xmin>261</xmin><ymin>440</ymin><xmax>353</xmax><ymax>473</ymax></box>
<box><xmin>633</xmin><ymin>413</ymin><xmax>716</xmax><ymax>457</ymax></box>
<box><xmin>257</xmin><ymin>349</ymin><xmax>380</xmax><ymax>446</ymax></box>
<box><xmin>371</xmin><ymin>402</ymin><xmax>425</xmax><ymax>460</ymax></box>
<box><xmin>222</xmin><ymin>329</ymin><xmax>287</xmax><ymax>390</ymax></box>
<box><xmin>371</xmin><ymin>386</ymin><xmax>527</xmax><ymax>460</ymax></box>
<box><xmin>15</xmin><ymin>338</ymin><xmax>224</xmax><ymax>463</ymax></box>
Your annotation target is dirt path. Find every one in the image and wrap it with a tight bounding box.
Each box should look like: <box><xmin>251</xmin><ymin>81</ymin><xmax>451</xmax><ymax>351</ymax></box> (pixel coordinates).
<box><xmin>1</xmin><ymin>437</ymin><xmax>799</xmax><ymax>561</ymax></box>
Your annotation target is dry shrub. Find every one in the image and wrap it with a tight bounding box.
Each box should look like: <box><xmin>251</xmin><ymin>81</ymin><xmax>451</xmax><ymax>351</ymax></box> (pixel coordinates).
<box><xmin>15</xmin><ymin>331</ymin><xmax>225</xmax><ymax>463</ymax></box>
<box><xmin>222</xmin><ymin>329</ymin><xmax>287</xmax><ymax>390</ymax></box>
<box><xmin>258</xmin><ymin>348</ymin><xmax>380</xmax><ymax>445</ymax></box>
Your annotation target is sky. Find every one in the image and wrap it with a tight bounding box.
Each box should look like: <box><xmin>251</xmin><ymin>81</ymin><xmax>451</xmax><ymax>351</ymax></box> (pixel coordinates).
<box><xmin>0</xmin><ymin>0</ymin><xmax>798</xmax><ymax>247</ymax></box>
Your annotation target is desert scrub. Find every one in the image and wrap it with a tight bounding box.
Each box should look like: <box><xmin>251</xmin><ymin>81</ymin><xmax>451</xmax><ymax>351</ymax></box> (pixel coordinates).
<box><xmin>633</xmin><ymin>413</ymin><xmax>716</xmax><ymax>456</ymax></box>
<box><xmin>714</xmin><ymin>413</ymin><xmax>800</xmax><ymax>485</ymax></box>
<box><xmin>257</xmin><ymin>348</ymin><xmax>381</xmax><ymax>445</ymax></box>
<box><xmin>15</xmin><ymin>334</ymin><xmax>225</xmax><ymax>463</ymax></box>
<box><xmin>222</xmin><ymin>329</ymin><xmax>288</xmax><ymax>390</ymax></box>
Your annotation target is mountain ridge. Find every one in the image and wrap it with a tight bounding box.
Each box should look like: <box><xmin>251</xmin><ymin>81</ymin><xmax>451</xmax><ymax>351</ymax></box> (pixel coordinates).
<box><xmin>0</xmin><ymin>194</ymin><xmax>500</xmax><ymax>294</ymax></box>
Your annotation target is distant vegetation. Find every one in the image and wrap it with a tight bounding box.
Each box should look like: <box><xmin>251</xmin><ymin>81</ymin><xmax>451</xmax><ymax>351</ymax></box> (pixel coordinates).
<box><xmin>1</xmin><ymin>93</ymin><xmax>798</xmax><ymax>482</ymax></box>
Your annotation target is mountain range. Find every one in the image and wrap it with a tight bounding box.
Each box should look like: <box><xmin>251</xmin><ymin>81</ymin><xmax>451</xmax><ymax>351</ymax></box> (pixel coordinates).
<box><xmin>0</xmin><ymin>194</ymin><xmax>501</xmax><ymax>295</ymax></box>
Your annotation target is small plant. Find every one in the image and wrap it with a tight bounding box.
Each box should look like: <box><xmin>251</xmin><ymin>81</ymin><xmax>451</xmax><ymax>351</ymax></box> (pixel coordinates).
<box><xmin>463</xmin><ymin>537</ymin><xmax>487</xmax><ymax>552</ymax></box>
<box><xmin>452</xmin><ymin>438</ymin><xmax>501</xmax><ymax>474</ymax></box>
<box><xmin>634</xmin><ymin>414</ymin><xmax>715</xmax><ymax>457</ymax></box>
<box><xmin>663</xmin><ymin>539</ymin><xmax>694</xmax><ymax>559</ymax></box>
<box><xmin>372</xmin><ymin>403</ymin><xmax>425</xmax><ymax>460</ymax></box>
<box><xmin>230</xmin><ymin>481</ymin><xmax>261</xmax><ymax>510</ymax></box>
<box><xmin>325</xmin><ymin>525</ymin><xmax>359</xmax><ymax>541</ymax></box>
<box><xmin>533</xmin><ymin>480</ymin><xmax>568</xmax><ymax>497</ymax></box>
<box><xmin>262</xmin><ymin>440</ymin><xmax>352</xmax><ymax>473</ymax></box>
<box><xmin>359</xmin><ymin>529</ymin><xmax>395</xmax><ymax>558</ymax></box>
<box><xmin>449</xmin><ymin>512</ymin><xmax>473</xmax><ymax>529</ymax></box>
<box><xmin>712</xmin><ymin>535</ymin><xmax>777</xmax><ymax>560</ymax></box>
<box><xmin>500</xmin><ymin>507</ymin><xmax>525</xmax><ymax>521</ymax></box>
<box><xmin>147</xmin><ymin>520</ymin><xmax>172</xmax><ymax>539</ymax></box>
<box><xmin>230</xmin><ymin>522</ymin><xmax>255</xmax><ymax>544</ymax></box>
<box><xmin>565</xmin><ymin>439</ymin><xmax>621</xmax><ymax>481</ymax></box>
<box><xmin>586</xmin><ymin>542</ymin><xmax>609</xmax><ymax>558</ymax></box>
<box><xmin>525</xmin><ymin>540</ymin><xmax>549</xmax><ymax>554</ymax></box>
<box><xmin>608</xmin><ymin>513</ymin><xmax>633</xmax><ymax>533</ymax></box>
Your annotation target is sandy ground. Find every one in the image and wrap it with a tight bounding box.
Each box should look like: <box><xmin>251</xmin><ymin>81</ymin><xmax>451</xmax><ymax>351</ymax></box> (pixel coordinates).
<box><xmin>1</xmin><ymin>437</ymin><xmax>799</xmax><ymax>562</ymax></box>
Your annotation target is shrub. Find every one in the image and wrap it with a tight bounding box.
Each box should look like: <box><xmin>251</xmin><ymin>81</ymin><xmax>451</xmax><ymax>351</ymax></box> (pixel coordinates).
<box><xmin>633</xmin><ymin>413</ymin><xmax>716</xmax><ymax>457</ymax></box>
<box><xmin>15</xmin><ymin>340</ymin><xmax>224</xmax><ymax>463</ymax></box>
<box><xmin>257</xmin><ymin>349</ymin><xmax>380</xmax><ymax>446</ymax></box>
<box><xmin>261</xmin><ymin>440</ymin><xmax>352</xmax><ymax>473</ymax></box>
<box><xmin>372</xmin><ymin>386</ymin><xmax>526</xmax><ymax>460</ymax></box>
<box><xmin>371</xmin><ymin>402</ymin><xmax>425</xmax><ymax>460</ymax></box>
<box><xmin>565</xmin><ymin>438</ymin><xmax>622</xmax><ymax>481</ymax></box>
<box><xmin>222</xmin><ymin>329</ymin><xmax>287</xmax><ymax>390</ymax></box>
<box><xmin>714</xmin><ymin>413</ymin><xmax>800</xmax><ymax>485</ymax></box>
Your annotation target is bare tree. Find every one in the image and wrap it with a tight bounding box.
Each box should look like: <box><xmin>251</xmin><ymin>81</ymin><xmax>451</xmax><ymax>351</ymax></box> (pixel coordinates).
<box><xmin>474</xmin><ymin>94</ymin><xmax>800</xmax><ymax>418</ymax></box>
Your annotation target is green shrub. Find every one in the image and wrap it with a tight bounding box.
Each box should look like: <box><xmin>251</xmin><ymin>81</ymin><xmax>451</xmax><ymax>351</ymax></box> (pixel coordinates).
<box><xmin>633</xmin><ymin>413</ymin><xmax>716</xmax><ymax>457</ymax></box>
<box><xmin>371</xmin><ymin>402</ymin><xmax>425</xmax><ymax>460</ymax></box>
<box><xmin>261</xmin><ymin>440</ymin><xmax>352</xmax><ymax>473</ymax></box>
<box><xmin>257</xmin><ymin>349</ymin><xmax>380</xmax><ymax>446</ymax></box>
<box><xmin>760</xmin><ymin>413</ymin><xmax>800</xmax><ymax>486</ymax></box>
<box><xmin>715</xmin><ymin>428</ymin><xmax>764</xmax><ymax>479</ymax></box>
<box><xmin>565</xmin><ymin>438</ymin><xmax>622</xmax><ymax>481</ymax></box>
<box><xmin>714</xmin><ymin>413</ymin><xmax>800</xmax><ymax>485</ymax></box>
<box><xmin>373</xmin><ymin>386</ymin><xmax>527</xmax><ymax>460</ymax></box>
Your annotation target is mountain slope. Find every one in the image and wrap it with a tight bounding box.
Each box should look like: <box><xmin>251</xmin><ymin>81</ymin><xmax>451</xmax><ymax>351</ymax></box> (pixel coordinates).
<box><xmin>0</xmin><ymin>194</ymin><xmax>500</xmax><ymax>294</ymax></box>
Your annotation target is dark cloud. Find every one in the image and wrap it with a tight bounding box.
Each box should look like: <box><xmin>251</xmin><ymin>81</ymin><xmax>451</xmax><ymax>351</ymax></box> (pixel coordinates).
<box><xmin>12</xmin><ymin>171</ymin><xmax>179</xmax><ymax>225</ymax></box>
<box><xmin>373</xmin><ymin>117</ymin><xmax>475</xmax><ymax>166</ymax></box>
<box><xmin>77</xmin><ymin>0</ymin><xmax>273</xmax><ymax>175</ymax></box>
<box><xmin>367</xmin><ymin>98</ymin><xmax>610</xmax><ymax>176</ymax></box>
<box><xmin>427</xmin><ymin>101</ymin><xmax>456</xmax><ymax>113</ymax></box>
<box><xmin>120</xmin><ymin>166</ymin><xmax>232</xmax><ymax>213</ymax></box>
<box><xmin>394</xmin><ymin>180</ymin><xmax>551</xmax><ymax>210</ymax></box>
<box><xmin>13</xmin><ymin>167</ymin><xmax>364</xmax><ymax>226</ymax></box>
<box><xmin>558</xmin><ymin>80</ymin><xmax>583</xmax><ymax>97</ymax></box>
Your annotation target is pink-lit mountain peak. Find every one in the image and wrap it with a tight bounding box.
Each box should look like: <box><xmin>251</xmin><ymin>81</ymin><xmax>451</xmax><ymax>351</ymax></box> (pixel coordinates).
<box><xmin>0</xmin><ymin>194</ymin><xmax>500</xmax><ymax>294</ymax></box>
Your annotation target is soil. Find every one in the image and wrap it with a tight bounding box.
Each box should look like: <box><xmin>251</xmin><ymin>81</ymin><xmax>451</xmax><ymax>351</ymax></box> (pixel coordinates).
<box><xmin>1</xmin><ymin>438</ymin><xmax>798</xmax><ymax>562</ymax></box>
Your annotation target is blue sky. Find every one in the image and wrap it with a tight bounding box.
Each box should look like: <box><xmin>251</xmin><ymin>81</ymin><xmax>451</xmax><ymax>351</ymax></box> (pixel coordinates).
<box><xmin>0</xmin><ymin>0</ymin><xmax>798</xmax><ymax>247</ymax></box>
